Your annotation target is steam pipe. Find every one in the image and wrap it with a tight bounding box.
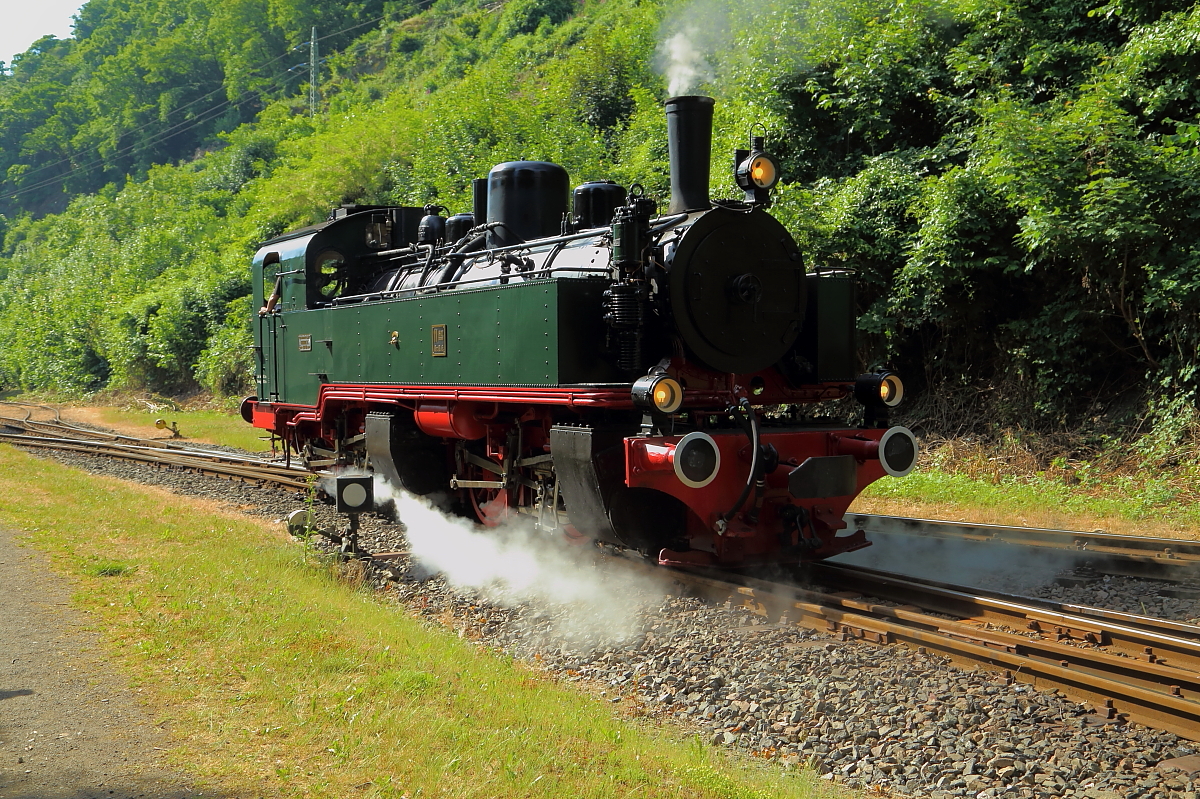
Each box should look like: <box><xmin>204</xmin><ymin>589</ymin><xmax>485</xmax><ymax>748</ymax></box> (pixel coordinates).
<box><xmin>665</xmin><ymin>95</ymin><xmax>715</xmax><ymax>214</ymax></box>
<box><xmin>721</xmin><ymin>398</ymin><xmax>760</xmax><ymax>523</ymax></box>
<box><xmin>472</xmin><ymin>178</ymin><xmax>488</xmax><ymax>229</ymax></box>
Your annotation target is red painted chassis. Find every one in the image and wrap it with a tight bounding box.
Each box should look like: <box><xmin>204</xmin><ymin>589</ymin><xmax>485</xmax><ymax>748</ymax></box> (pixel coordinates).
<box><xmin>246</xmin><ymin>379</ymin><xmax>886</xmax><ymax>566</ymax></box>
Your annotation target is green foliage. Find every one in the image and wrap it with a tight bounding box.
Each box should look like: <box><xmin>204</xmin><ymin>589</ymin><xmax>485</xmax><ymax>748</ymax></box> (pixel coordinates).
<box><xmin>746</xmin><ymin>0</ymin><xmax>1200</xmax><ymax>426</ymax></box>
<box><xmin>0</xmin><ymin>0</ymin><xmax>669</xmax><ymax>396</ymax></box>
<box><xmin>567</xmin><ymin>38</ymin><xmax>640</xmax><ymax>134</ymax></box>
<box><xmin>0</xmin><ymin>0</ymin><xmax>391</xmax><ymax>217</ymax></box>
<box><xmin>496</xmin><ymin>0</ymin><xmax>577</xmax><ymax>39</ymax></box>
<box><xmin>196</xmin><ymin>295</ymin><xmax>256</xmax><ymax>396</ymax></box>
<box><xmin>1</xmin><ymin>0</ymin><xmax>1200</xmax><ymax>439</ymax></box>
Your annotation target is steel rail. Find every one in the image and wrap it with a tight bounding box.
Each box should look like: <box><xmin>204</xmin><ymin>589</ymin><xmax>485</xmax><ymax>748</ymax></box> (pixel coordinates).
<box><xmin>846</xmin><ymin>513</ymin><xmax>1200</xmax><ymax>581</ymax></box>
<box><xmin>810</xmin><ymin>562</ymin><xmax>1200</xmax><ymax>682</ymax></box>
<box><xmin>1</xmin><ymin>413</ymin><xmax>254</xmax><ymax>454</ymax></box>
<box><xmin>612</xmin><ymin>558</ymin><xmax>1200</xmax><ymax>740</ymax></box>
<box><xmin>813</xmin><ymin>562</ymin><xmax>1200</xmax><ymax>644</ymax></box>
<box><xmin>0</xmin><ymin>409</ymin><xmax>300</xmax><ymax>470</ymax></box>
<box><xmin>0</xmin><ymin>430</ymin><xmax>312</xmax><ymax>491</ymax></box>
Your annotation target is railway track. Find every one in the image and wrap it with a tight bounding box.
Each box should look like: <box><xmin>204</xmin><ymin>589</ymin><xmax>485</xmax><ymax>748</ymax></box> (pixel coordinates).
<box><xmin>629</xmin><ymin>561</ymin><xmax>1200</xmax><ymax>740</ymax></box>
<box><xmin>847</xmin><ymin>512</ymin><xmax>1200</xmax><ymax>582</ymax></box>
<box><xmin>0</xmin><ymin>405</ymin><xmax>312</xmax><ymax>491</ymax></box>
<box><xmin>11</xmin><ymin>402</ymin><xmax>1200</xmax><ymax>740</ymax></box>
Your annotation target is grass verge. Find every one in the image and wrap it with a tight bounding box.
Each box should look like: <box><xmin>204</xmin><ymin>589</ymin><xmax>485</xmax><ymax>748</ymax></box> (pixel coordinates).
<box><xmin>82</xmin><ymin>406</ymin><xmax>273</xmax><ymax>452</ymax></box>
<box><xmin>855</xmin><ymin>460</ymin><xmax>1200</xmax><ymax>540</ymax></box>
<box><xmin>0</xmin><ymin>444</ymin><xmax>830</xmax><ymax>799</ymax></box>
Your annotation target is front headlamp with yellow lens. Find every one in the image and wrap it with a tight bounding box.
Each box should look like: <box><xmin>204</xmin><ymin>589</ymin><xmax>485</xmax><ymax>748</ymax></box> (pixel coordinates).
<box><xmin>632</xmin><ymin>374</ymin><xmax>684</xmax><ymax>414</ymax></box>
<box><xmin>854</xmin><ymin>372</ymin><xmax>905</xmax><ymax>409</ymax></box>
<box><xmin>737</xmin><ymin>152</ymin><xmax>780</xmax><ymax>191</ymax></box>
<box><xmin>734</xmin><ymin>132</ymin><xmax>781</xmax><ymax>205</ymax></box>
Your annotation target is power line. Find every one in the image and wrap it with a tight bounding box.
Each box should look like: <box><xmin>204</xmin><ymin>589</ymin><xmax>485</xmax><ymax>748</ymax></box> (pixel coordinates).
<box><xmin>310</xmin><ymin>27</ymin><xmax>319</xmax><ymax>117</ymax></box>
<box><xmin>0</xmin><ymin>88</ymin><xmax>268</xmax><ymax>202</ymax></box>
<box><xmin>0</xmin><ymin>8</ymin><xmax>418</xmax><ymax>201</ymax></box>
<box><xmin>4</xmin><ymin>48</ymin><xmax>305</xmax><ymax>190</ymax></box>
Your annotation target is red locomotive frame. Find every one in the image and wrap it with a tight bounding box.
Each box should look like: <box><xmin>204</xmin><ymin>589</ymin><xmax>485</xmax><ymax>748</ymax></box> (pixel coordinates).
<box><xmin>245</xmin><ymin>369</ymin><xmax>901</xmax><ymax>566</ymax></box>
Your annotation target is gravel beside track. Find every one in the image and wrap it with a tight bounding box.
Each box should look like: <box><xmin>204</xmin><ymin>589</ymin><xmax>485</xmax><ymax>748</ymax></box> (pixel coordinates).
<box><xmin>25</xmin><ymin>446</ymin><xmax>1200</xmax><ymax>799</ymax></box>
<box><xmin>1035</xmin><ymin>578</ymin><xmax>1200</xmax><ymax>625</ymax></box>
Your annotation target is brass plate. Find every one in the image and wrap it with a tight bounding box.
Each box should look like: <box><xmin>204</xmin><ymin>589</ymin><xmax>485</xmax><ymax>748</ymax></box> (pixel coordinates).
<box><xmin>431</xmin><ymin>324</ymin><xmax>447</xmax><ymax>357</ymax></box>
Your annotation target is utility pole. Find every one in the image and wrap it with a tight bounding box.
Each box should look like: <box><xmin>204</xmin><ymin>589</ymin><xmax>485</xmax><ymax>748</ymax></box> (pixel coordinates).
<box><xmin>309</xmin><ymin>26</ymin><xmax>318</xmax><ymax>117</ymax></box>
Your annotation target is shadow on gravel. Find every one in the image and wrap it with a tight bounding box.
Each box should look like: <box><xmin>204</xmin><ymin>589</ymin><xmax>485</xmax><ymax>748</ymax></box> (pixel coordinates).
<box><xmin>0</xmin><ymin>689</ymin><xmax>34</xmax><ymax>700</ymax></box>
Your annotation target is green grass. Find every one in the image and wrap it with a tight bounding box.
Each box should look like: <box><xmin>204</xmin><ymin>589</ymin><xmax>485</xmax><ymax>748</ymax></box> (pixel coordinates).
<box><xmin>862</xmin><ymin>465</ymin><xmax>1200</xmax><ymax>530</ymax></box>
<box><xmin>82</xmin><ymin>558</ymin><xmax>137</xmax><ymax>577</ymax></box>
<box><xmin>0</xmin><ymin>444</ymin><xmax>832</xmax><ymax>799</ymax></box>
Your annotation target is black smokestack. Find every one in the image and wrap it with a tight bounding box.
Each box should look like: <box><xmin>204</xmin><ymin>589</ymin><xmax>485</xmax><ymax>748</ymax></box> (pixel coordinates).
<box><xmin>665</xmin><ymin>95</ymin><xmax>714</xmax><ymax>214</ymax></box>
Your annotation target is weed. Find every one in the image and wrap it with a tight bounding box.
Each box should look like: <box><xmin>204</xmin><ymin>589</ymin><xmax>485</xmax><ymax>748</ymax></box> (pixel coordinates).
<box><xmin>860</xmin><ymin>429</ymin><xmax>1200</xmax><ymax>536</ymax></box>
<box><xmin>84</xmin><ymin>559</ymin><xmax>135</xmax><ymax>577</ymax></box>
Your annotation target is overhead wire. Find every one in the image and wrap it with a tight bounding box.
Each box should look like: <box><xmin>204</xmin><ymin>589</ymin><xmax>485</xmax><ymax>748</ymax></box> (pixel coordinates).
<box><xmin>1</xmin><ymin>86</ymin><xmax>271</xmax><ymax>201</ymax></box>
<box><xmin>0</xmin><ymin>6</ymin><xmax>425</xmax><ymax>203</ymax></box>
<box><xmin>2</xmin><ymin>45</ymin><xmax>304</xmax><ymax>192</ymax></box>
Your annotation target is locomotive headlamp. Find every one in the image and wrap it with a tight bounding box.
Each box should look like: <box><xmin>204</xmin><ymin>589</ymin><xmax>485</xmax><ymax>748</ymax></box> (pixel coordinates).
<box><xmin>336</xmin><ymin>475</ymin><xmax>374</xmax><ymax>514</ymax></box>
<box><xmin>632</xmin><ymin>374</ymin><xmax>684</xmax><ymax>414</ymax></box>
<box><xmin>878</xmin><ymin>426</ymin><xmax>919</xmax><ymax>477</ymax></box>
<box><xmin>736</xmin><ymin>152</ymin><xmax>780</xmax><ymax>191</ymax></box>
<box><xmin>673</xmin><ymin>431</ymin><xmax>722</xmax><ymax>488</ymax></box>
<box><xmin>735</xmin><ymin>132</ymin><xmax>781</xmax><ymax>205</ymax></box>
<box><xmin>854</xmin><ymin>372</ymin><xmax>905</xmax><ymax>408</ymax></box>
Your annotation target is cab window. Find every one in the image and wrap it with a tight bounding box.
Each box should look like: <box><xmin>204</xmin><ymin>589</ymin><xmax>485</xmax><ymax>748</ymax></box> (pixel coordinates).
<box><xmin>312</xmin><ymin>249</ymin><xmax>346</xmax><ymax>303</ymax></box>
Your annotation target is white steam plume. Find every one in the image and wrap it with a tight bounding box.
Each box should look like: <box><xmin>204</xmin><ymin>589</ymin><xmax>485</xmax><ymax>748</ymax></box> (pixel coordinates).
<box><xmin>655</xmin><ymin>0</ymin><xmax>820</xmax><ymax>99</ymax></box>
<box><xmin>377</xmin><ymin>479</ymin><xmax>667</xmax><ymax>648</ymax></box>
<box><xmin>661</xmin><ymin>28</ymin><xmax>716</xmax><ymax>97</ymax></box>
<box><xmin>654</xmin><ymin>0</ymin><xmax>730</xmax><ymax>96</ymax></box>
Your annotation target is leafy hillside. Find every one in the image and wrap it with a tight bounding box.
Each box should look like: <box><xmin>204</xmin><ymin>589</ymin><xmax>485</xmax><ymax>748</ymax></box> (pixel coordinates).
<box><xmin>0</xmin><ymin>0</ymin><xmax>392</xmax><ymax>218</ymax></box>
<box><xmin>1</xmin><ymin>0</ymin><xmax>1199</xmax><ymax>443</ymax></box>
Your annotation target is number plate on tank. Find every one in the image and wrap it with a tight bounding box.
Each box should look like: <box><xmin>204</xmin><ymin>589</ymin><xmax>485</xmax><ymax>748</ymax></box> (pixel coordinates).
<box><xmin>431</xmin><ymin>324</ymin><xmax>447</xmax><ymax>357</ymax></box>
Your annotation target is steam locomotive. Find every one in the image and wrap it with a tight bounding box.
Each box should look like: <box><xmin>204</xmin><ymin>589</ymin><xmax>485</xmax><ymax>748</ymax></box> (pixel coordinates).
<box><xmin>241</xmin><ymin>95</ymin><xmax>917</xmax><ymax>567</ymax></box>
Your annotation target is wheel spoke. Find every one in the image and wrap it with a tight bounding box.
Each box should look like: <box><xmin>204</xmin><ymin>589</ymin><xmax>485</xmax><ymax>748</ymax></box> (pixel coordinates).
<box><xmin>466</xmin><ymin>461</ymin><xmax>509</xmax><ymax>527</ymax></box>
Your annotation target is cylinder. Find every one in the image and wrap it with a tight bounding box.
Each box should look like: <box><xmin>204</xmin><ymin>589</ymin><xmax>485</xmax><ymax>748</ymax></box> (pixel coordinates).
<box><xmin>472</xmin><ymin>178</ymin><xmax>488</xmax><ymax>232</ymax></box>
<box><xmin>446</xmin><ymin>213</ymin><xmax>474</xmax><ymax>243</ymax></box>
<box><xmin>573</xmin><ymin>180</ymin><xmax>626</xmax><ymax>230</ymax></box>
<box><xmin>665</xmin><ymin>95</ymin><xmax>715</xmax><ymax>214</ymax></box>
<box><xmin>414</xmin><ymin>402</ymin><xmax>487</xmax><ymax>440</ymax></box>
<box><xmin>486</xmin><ymin>161</ymin><xmax>569</xmax><ymax>248</ymax></box>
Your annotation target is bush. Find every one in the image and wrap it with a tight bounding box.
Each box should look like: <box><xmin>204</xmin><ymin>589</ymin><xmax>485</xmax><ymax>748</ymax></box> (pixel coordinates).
<box><xmin>196</xmin><ymin>296</ymin><xmax>255</xmax><ymax>396</ymax></box>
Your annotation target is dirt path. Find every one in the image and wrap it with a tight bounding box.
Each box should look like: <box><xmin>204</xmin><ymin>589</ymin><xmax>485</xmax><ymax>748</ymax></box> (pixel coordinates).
<box><xmin>55</xmin><ymin>409</ymin><xmax>177</xmax><ymax>444</ymax></box>
<box><xmin>0</xmin><ymin>526</ymin><xmax>206</xmax><ymax>799</ymax></box>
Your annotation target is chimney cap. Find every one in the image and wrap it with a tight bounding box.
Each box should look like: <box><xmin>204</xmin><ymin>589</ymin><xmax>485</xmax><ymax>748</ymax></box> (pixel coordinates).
<box><xmin>665</xmin><ymin>95</ymin><xmax>715</xmax><ymax>108</ymax></box>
